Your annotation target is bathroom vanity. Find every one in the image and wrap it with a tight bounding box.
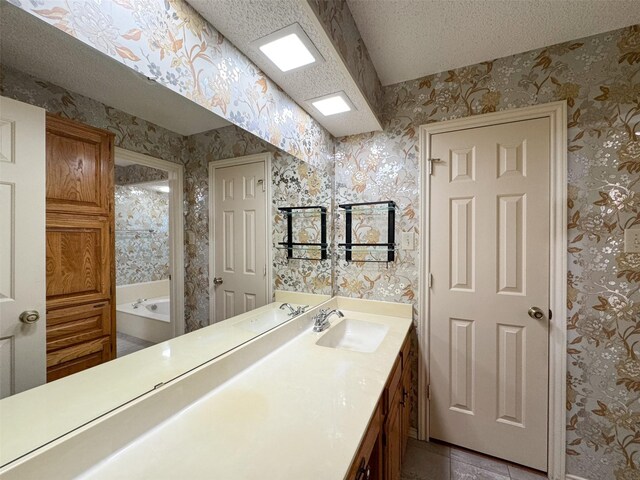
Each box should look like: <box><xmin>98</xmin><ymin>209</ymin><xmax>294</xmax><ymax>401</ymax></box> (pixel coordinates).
<box><xmin>0</xmin><ymin>296</ymin><xmax>413</xmax><ymax>480</ymax></box>
<box><xmin>348</xmin><ymin>322</ymin><xmax>414</xmax><ymax>480</ymax></box>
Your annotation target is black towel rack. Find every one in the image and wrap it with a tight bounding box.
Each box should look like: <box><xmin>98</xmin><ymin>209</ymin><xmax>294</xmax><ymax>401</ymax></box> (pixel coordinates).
<box><xmin>338</xmin><ymin>201</ymin><xmax>396</xmax><ymax>263</ymax></box>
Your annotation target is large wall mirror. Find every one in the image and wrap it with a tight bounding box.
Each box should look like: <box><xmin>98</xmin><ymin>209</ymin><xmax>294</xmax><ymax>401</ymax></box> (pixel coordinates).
<box><xmin>0</xmin><ymin>3</ymin><xmax>333</xmax><ymax>465</ymax></box>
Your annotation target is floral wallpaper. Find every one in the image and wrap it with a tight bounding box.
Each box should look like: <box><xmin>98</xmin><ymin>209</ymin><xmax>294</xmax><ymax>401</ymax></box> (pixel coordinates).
<box><xmin>0</xmin><ymin>66</ymin><xmax>186</xmax><ymax>164</ymax></box>
<box><xmin>272</xmin><ymin>153</ymin><xmax>333</xmax><ymax>294</ymax></box>
<box><xmin>184</xmin><ymin>125</ymin><xmax>333</xmax><ymax>331</ymax></box>
<box><xmin>6</xmin><ymin>2</ymin><xmax>637</xmax><ymax>476</ymax></box>
<box><xmin>8</xmin><ymin>0</ymin><xmax>334</xmax><ymax>171</ymax></box>
<box><xmin>335</xmin><ymin>25</ymin><xmax>640</xmax><ymax>480</ymax></box>
<box><xmin>307</xmin><ymin>0</ymin><xmax>383</xmax><ymax>118</ymax></box>
<box><xmin>115</xmin><ymin>184</ymin><xmax>170</xmax><ymax>286</ymax></box>
<box><xmin>115</xmin><ymin>164</ymin><xmax>168</xmax><ymax>185</ymax></box>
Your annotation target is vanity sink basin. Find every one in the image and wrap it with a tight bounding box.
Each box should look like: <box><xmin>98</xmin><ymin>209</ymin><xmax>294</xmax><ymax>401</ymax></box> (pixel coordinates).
<box><xmin>235</xmin><ymin>309</ymin><xmax>290</xmax><ymax>333</ymax></box>
<box><xmin>316</xmin><ymin>319</ymin><xmax>389</xmax><ymax>353</ymax></box>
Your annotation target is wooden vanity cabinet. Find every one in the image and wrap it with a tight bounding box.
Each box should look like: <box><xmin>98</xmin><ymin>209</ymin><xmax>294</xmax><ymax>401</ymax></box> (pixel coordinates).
<box><xmin>347</xmin><ymin>400</ymin><xmax>383</xmax><ymax>480</ymax></box>
<box><xmin>348</xmin><ymin>327</ymin><xmax>415</xmax><ymax>480</ymax></box>
<box><xmin>400</xmin><ymin>331</ymin><xmax>414</xmax><ymax>459</ymax></box>
<box><xmin>45</xmin><ymin>114</ymin><xmax>116</xmax><ymax>381</ymax></box>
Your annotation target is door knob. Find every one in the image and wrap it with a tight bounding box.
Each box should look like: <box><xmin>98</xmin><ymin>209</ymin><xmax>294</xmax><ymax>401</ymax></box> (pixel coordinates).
<box><xmin>19</xmin><ymin>310</ymin><xmax>40</xmax><ymax>324</ymax></box>
<box><xmin>528</xmin><ymin>307</ymin><xmax>545</xmax><ymax>320</ymax></box>
<box><xmin>213</xmin><ymin>277</ymin><xmax>223</xmax><ymax>286</ymax></box>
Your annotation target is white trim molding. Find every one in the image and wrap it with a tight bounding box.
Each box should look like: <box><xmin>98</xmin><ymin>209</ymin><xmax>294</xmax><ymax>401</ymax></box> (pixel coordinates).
<box><xmin>417</xmin><ymin>101</ymin><xmax>568</xmax><ymax>480</ymax></box>
<box><xmin>208</xmin><ymin>153</ymin><xmax>273</xmax><ymax>325</ymax></box>
<box><xmin>114</xmin><ymin>147</ymin><xmax>185</xmax><ymax>337</ymax></box>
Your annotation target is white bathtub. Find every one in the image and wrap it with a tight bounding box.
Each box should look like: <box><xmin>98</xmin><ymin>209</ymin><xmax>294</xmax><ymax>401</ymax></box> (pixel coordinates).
<box><xmin>116</xmin><ymin>280</ymin><xmax>173</xmax><ymax>343</ymax></box>
<box><xmin>117</xmin><ymin>297</ymin><xmax>171</xmax><ymax>323</ymax></box>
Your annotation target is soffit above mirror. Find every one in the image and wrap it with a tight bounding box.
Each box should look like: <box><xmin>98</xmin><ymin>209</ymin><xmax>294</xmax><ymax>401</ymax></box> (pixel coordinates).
<box><xmin>188</xmin><ymin>0</ymin><xmax>383</xmax><ymax>138</ymax></box>
<box><xmin>0</xmin><ymin>4</ymin><xmax>230</xmax><ymax>136</ymax></box>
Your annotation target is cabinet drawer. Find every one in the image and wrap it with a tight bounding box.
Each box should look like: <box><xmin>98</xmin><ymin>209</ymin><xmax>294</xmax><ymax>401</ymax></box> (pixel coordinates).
<box><xmin>47</xmin><ymin>336</ymin><xmax>111</xmax><ymax>371</ymax></box>
<box><xmin>384</xmin><ymin>355</ymin><xmax>402</xmax><ymax>415</ymax></box>
<box><xmin>401</xmin><ymin>329</ymin><xmax>413</xmax><ymax>369</ymax></box>
<box><xmin>47</xmin><ymin>302</ymin><xmax>111</xmax><ymax>351</ymax></box>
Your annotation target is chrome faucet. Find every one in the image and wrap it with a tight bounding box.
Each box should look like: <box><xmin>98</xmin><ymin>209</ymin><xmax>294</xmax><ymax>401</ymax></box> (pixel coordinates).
<box><xmin>312</xmin><ymin>309</ymin><xmax>344</xmax><ymax>332</ymax></box>
<box><xmin>132</xmin><ymin>298</ymin><xmax>147</xmax><ymax>309</ymax></box>
<box><xmin>279</xmin><ymin>303</ymin><xmax>309</xmax><ymax>317</ymax></box>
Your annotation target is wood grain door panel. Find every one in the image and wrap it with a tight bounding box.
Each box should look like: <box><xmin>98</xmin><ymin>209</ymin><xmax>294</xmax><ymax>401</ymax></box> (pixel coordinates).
<box><xmin>46</xmin><ymin>213</ymin><xmax>111</xmax><ymax>309</ymax></box>
<box><xmin>46</xmin><ymin>114</ymin><xmax>112</xmax><ymax>216</ymax></box>
<box><xmin>46</xmin><ymin>337</ymin><xmax>111</xmax><ymax>382</ymax></box>
<box><xmin>385</xmin><ymin>394</ymin><xmax>403</xmax><ymax>480</ymax></box>
<box><xmin>46</xmin><ymin>302</ymin><xmax>111</xmax><ymax>352</ymax></box>
<box><xmin>45</xmin><ymin>114</ymin><xmax>115</xmax><ymax>381</ymax></box>
<box><xmin>401</xmin><ymin>366</ymin><xmax>411</xmax><ymax>459</ymax></box>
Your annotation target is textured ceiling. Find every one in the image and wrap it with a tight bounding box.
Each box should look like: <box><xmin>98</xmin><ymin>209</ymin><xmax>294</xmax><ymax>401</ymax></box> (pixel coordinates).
<box><xmin>0</xmin><ymin>4</ymin><xmax>229</xmax><ymax>136</ymax></box>
<box><xmin>188</xmin><ymin>0</ymin><xmax>382</xmax><ymax>137</ymax></box>
<box><xmin>347</xmin><ymin>0</ymin><xmax>640</xmax><ymax>86</ymax></box>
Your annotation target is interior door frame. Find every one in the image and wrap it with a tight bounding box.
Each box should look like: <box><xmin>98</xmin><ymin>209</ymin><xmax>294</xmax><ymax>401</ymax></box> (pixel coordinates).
<box><xmin>114</xmin><ymin>147</ymin><xmax>185</xmax><ymax>338</ymax></box>
<box><xmin>208</xmin><ymin>153</ymin><xmax>273</xmax><ymax>325</ymax></box>
<box><xmin>418</xmin><ymin>101</ymin><xmax>567</xmax><ymax>479</ymax></box>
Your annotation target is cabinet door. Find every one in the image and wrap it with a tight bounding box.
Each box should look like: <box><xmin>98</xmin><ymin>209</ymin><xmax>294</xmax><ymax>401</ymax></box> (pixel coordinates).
<box><xmin>349</xmin><ymin>400</ymin><xmax>382</xmax><ymax>480</ymax></box>
<box><xmin>46</xmin><ymin>213</ymin><xmax>112</xmax><ymax>309</ymax></box>
<box><xmin>45</xmin><ymin>114</ymin><xmax>115</xmax><ymax>381</ymax></box>
<box><xmin>401</xmin><ymin>366</ymin><xmax>412</xmax><ymax>459</ymax></box>
<box><xmin>46</xmin><ymin>115</ymin><xmax>113</xmax><ymax>216</ymax></box>
<box><xmin>385</xmin><ymin>400</ymin><xmax>403</xmax><ymax>480</ymax></box>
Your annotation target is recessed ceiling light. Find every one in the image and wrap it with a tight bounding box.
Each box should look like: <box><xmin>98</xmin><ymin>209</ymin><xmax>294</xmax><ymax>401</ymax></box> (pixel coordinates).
<box><xmin>156</xmin><ymin>185</ymin><xmax>170</xmax><ymax>193</ymax></box>
<box><xmin>254</xmin><ymin>24</ymin><xmax>322</xmax><ymax>73</ymax></box>
<box><xmin>310</xmin><ymin>92</ymin><xmax>354</xmax><ymax>116</ymax></box>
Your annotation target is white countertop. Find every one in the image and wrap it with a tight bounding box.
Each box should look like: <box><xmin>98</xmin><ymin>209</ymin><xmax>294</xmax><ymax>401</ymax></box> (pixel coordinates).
<box><xmin>0</xmin><ymin>297</ymin><xmax>412</xmax><ymax>480</ymax></box>
<box><xmin>79</xmin><ymin>300</ymin><xmax>412</xmax><ymax>480</ymax></box>
<box><xmin>0</xmin><ymin>292</ymin><xmax>329</xmax><ymax>468</ymax></box>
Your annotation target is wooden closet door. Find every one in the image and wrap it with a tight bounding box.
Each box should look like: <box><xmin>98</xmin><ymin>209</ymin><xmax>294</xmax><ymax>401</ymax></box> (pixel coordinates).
<box><xmin>45</xmin><ymin>114</ymin><xmax>115</xmax><ymax>381</ymax></box>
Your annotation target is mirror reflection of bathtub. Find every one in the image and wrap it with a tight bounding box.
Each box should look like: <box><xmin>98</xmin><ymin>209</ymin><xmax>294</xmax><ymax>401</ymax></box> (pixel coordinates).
<box><xmin>116</xmin><ymin>280</ymin><xmax>173</xmax><ymax>344</ymax></box>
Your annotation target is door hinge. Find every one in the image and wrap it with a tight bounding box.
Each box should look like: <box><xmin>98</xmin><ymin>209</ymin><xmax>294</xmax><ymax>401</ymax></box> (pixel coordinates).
<box><xmin>428</xmin><ymin>273</ymin><xmax>433</xmax><ymax>288</ymax></box>
<box><xmin>427</xmin><ymin>385</ymin><xmax>431</xmax><ymax>399</ymax></box>
<box><xmin>549</xmin><ymin>309</ymin><xmax>553</xmax><ymax>320</ymax></box>
<box><xmin>263</xmin><ymin>265</ymin><xmax>267</xmax><ymax>277</ymax></box>
<box><xmin>427</xmin><ymin>158</ymin><xmax>443</xmax><ymax>175</ymax></box>
<box><xmin>257</xmin><ymin>179</ymin><xmax>265</xmax><ymax>192</ymax></box>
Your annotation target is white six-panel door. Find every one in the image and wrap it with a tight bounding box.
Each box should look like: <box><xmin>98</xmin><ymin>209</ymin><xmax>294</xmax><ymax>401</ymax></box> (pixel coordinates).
<box><xmin>213</xmin><ymin>161</ymin><xmax>267</xmax><ymax>322</ymax></box>
<box><xmin>0</xmin><ymin>96</ymin><xmax>46</xmax><ymax>398</ymax></box>
<box><xmin>429</xmin><ymin>117</ymin><xmax>550</xmax><ymax>470</ymax></box>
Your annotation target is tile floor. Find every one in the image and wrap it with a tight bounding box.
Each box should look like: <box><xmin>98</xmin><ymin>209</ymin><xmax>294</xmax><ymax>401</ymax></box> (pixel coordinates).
<box><xmin>116</xmin><ymin>332</ymin><xmax>155</xmax><ymax>357</ymax></box>
<box><xmin>401</xmin><ymin>438</ymin><xmax>547</xmax><ymax>480</ymax></box>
